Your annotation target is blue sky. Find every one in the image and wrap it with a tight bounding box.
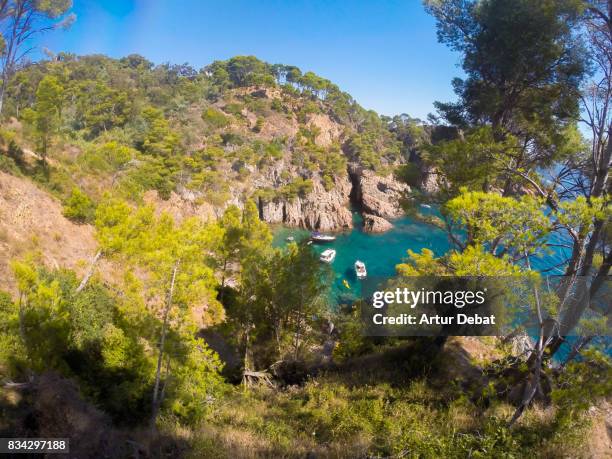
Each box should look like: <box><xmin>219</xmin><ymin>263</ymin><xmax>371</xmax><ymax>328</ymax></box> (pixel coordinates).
<box><xmin>42</xmin><ymin>0</ymin><xmax>464</xmax><ymax>119</ymax></box>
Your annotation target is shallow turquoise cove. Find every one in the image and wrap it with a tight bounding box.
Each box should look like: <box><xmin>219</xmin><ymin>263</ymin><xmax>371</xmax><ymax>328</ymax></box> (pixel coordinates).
<box><xmin>272</xmin><ymin>208</ymin><xmax>451</xmax><ymax>305</ymax></box>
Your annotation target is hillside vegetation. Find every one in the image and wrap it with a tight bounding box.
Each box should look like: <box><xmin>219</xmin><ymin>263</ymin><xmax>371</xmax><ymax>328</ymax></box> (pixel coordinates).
<box><xmin>0</xmin><ymin>54</ymin><xmax>423</xmax><ymax>219</ymax></box>
<box><xmin>0</xmin><ymin>0</ymin><xmax>611</xmax><ymax>457</ymax></box>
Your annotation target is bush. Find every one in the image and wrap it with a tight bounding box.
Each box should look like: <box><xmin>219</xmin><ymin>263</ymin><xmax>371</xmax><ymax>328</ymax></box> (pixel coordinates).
<box><xmin>279</xmin><ymin>177</ymin><xmax>313</xmax><ymax>200</ymax></box>
<box><xmin>395</xmin><ymin>163</ymin><xmax>420</xmax><ymax>187</ymax></box>
<box><xmin>271</xmin><ymin>98</ymin><xmax>285</xmax><ymax>112</ymax></box>
<box><xmin>201</xmin><ymin>107</ymin><xmax>229</xmax><ymax>129</ymax></box>
<box><xmin>223</xmin><ymin>102</ymin><xmax>244</xmax><ymax>117</ymax></box>
<box><xmin>221</xmin><ymin>132</ymin><xmax>244</xmax><ymax>146</ymax></box>
<box><xmin>253</xmin><ymin>117</ymin><xmax>264</xmax><ymax>133</ymax></box>
<box><xmin>63</xmin><ymin>187</ymin><xmax>96</xmax><ymax>223</ymax></box>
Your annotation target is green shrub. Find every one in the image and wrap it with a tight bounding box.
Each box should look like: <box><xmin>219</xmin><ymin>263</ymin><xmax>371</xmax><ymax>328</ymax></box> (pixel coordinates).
<box><xmin>279</xmin><ymin>177</ymin><xmax>313</xmax><ymax>200</ymax></box>
<box><xmin>221</xmin><ymin>132</ymin><xmax>244</xmax><ymax>146</ymax></box>
<box><xmin>224</xmin><ymin>102</ymin><xmax>244</xmax><ymax>117</ymax></box>
<box><xmin>202</xmin><ymin>107</ymin><xmax>229</xmax><ymax>129</ymax></box>
<box><xmin>63</xmin><ymin>187</ymin><xmax>96</xmax><ymax>223</ymax></box>
<box><xmin>253</xmin><ymin>117</ymin><xmax>264</xmax><ymax>133</ymax></box>
<box><xmin>395</xmin><ymin>163</ymin><xmax>420</xmax><ymax>187</ymax></box>
<box><xmin>0</xmin><ymin>153</ymin><xmax>20</xmax><ymax>175</ymax></box>
<box><xmin>271</xmin><ymin>98</ymin><xmax>284</xmax><ymax>112</ymax></box>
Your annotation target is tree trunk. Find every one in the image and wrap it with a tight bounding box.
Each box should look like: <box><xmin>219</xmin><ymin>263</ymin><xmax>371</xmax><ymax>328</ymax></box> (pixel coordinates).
<box><xmin>509</xmin><ymin>255</ymin><xmax>551</xmax><ymax>426</ymax></box>
<box><xmin>242</xmin><ymin>328</ymin><xmax>250</xmax><ymax>390</ymax></box>
<box><xmin>0</xmin><ymin>84</ymin><xmax>5</xmax><ymax>116</ymax></box>
<box><xmin>150</xmin><ymin>260</ymin><xmax>180</xmax><ymax>434</ymax></box>
<box><xmin>75</xmin><ymin>250</ymin><xmax>102</xmax><ymax>293</ymax></box>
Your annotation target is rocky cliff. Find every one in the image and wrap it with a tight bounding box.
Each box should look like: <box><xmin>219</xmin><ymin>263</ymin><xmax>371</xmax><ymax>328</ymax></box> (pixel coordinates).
<box><xmin>259</xmin><ymin>173</ymin><xmax>354</xmax><ymax>231</ymax></box>
<box><xmin>255</xmin><ymin>164</ymin><xmax>410</xmax><ymax>233</ymax></box>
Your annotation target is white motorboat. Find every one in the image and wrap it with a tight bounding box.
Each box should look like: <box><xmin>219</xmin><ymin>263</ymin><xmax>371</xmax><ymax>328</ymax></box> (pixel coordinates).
<box><xmin>311</xmin><ymin>232</ymin><xmax>336</xmax><ymax>243</ymax></box>
<box><xmin>286</xmin><ymin>236</ymin><xmax>295</xmax><ymax>242</ymax></box>
<box><xmin>355</xmin><ymin>260</ymin><xmax>367</xmax><ymax>279</ymax></box>
<box><xmin>420</xmin><ymin>204</ymin><xmax>432</xmax><ymax>209</ymax></box>
<box><xmin>320</xmin><ymin>249</ymin><xmax>336</xmax><ymax>263</ymax></box>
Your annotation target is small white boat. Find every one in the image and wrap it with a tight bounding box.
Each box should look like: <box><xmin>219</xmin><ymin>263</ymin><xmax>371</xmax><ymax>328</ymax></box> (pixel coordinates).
<box><xmin>320</xmin><ymin>249</ymin><xmax>336</xmax><ymax>263</ymax></box>
<box><xmin>286</xmin><ymin>236</ymin><xmax>295</xmax><ymax>242</ymax></box>
<box><xmin>420</xmin><ymin>204</ymin><xmax>432</xmax><ymax>209</ymax></box>
<box><xmin>311</xmin><ymin>232</ymin><xmax>336</xmax><ymax>243</ymax></box>
<box><xmin>355</xmin><ymin>260</ymin><xmax>367</xmax><ymax>279</ymax></box>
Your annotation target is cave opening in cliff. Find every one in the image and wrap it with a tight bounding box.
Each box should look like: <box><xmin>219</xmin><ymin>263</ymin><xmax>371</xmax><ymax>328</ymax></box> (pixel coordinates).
<box><xmin>347</xmin><ymin>166</ymin><xmax>363</xmax><ymax>212</ymax></box>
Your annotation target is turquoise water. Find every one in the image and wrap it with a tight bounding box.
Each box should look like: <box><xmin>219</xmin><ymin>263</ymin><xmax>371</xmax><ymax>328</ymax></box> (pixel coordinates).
<box><xmin>272</xmin><ymin>207</ymin><xmax>451</xmax><ymax>305</ymax></box>
<box><xmin>272</xmin><ymin>211</ymin><xmax>609</xmax><ymax>360</ymax></box>
<box><xmin>271</xmin><ymin>205</ymin><xmax>574</xmax><ymax>304</ymax></box>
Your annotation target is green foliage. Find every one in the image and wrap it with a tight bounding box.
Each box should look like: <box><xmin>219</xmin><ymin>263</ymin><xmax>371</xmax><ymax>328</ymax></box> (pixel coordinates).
<box><xmin>423</xmin><ymin>0</ymin><xmax>590</xmax><ymax>203</ymax></box>
<box><xmin>217</xmin><ymin>201</ymin><xmax>272</xmax><ymax>284</ymax></box>
<box><xmin>426</xmin><ymin>0</ymin><xmax>587</xmax><ymax>132</ymax></box>
<box><xmin>74</xmin><ymin>80</ymin><xmax>132</xmax><ymax>136</ymax></box>
<box><xmin>201</xmin><ymin>107</ymin><xmax>229</xmax><ymax>129</ymax></box>
<box><xmin>270</xmin><ymin>98</ymin><xmax>284</xmax><ymax>112</ymax></box>
<box><xmin>227</xmin><ymin>241</ymin><xmax>330</xmax><ymax>364</ymax></box>
<box><xmin>207</xmin><ymin>56</ymin><xmax>276</xmax><ymax>88</ymax></box>
<box><xmin>21</xmin><ymin>75</ymin><xmax>64</xmax><ymax>159</ymax></box>
<box><xmin>444</xmin><ymin>188</ymin><xmax>551</xmax><ymax>258</ymax></box>
<box><xmin>253</xmin><ymin>116</ymin><xmax>264</xmax><ymax>133</ymax></box>
<box><xmin>220</xmin><ymin>131</ymin><xmax>244</xmax><ymax>146</ymax></box>
<box><xmin>396</xmin><ymin>245</ymin><xmax>522</xmax><ymax>278</ymax></box>
<box><xmin>187</xmin><ymin>371</ymin><xmax>591</xmax><ymax>457</ymax></box>
<box><xmin>140</xmin><ymin>107</ymin><xmax>180</xmax><ymax>157</ymax></box>
<box><xmin>4</xmin><ymin>256</ymin><xmax>226</xmax><ymax>424</ymax></box>
<box><xmin>78</xmin><ymin>141</ymin><xmax>135</xmax><ymax>174</ymax></box>
<box><xmin>423</xmin><ymin>127</ymin><xmax>509</xmax><ymax>193</ymax></box>
<box><xmin>552</xmin><ymin>349</ymin><xmax>612</xmax><ymax>428</ymax></box>
<box><xmin>62</xmin><ymin>187</ymin><xmax>96</xmax><ymax>223</ymax></box>
<box><xmin>279</xmin><ymin>177</ymin><xmax>313</xmax><ymax>200</ymax></box>
<box><xmin>346</xmin><ymin>127</ymin><xmax>401</xmax><ymax>171</ymax></box>
<box><xmin>394</xmin><ymin>163</ymin><xmax>420</xmax><ymax>187</ymax></box>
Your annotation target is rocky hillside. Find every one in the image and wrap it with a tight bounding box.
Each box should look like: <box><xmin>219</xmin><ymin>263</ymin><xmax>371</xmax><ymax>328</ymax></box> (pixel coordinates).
<box><xmin>0</xmin><ymin>55</ymin><xmax>430</xmax><ymax>234</ymax></box>
<box><xmin>0</xmin><ymin>171</ymin><xmax>111</xmax><ymax>293</ymax></box>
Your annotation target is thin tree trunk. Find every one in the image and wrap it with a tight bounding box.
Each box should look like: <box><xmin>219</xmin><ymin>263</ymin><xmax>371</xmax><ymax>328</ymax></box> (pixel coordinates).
<box><xmin>509</xmin><ymin>255</ymin><xmax>551</xmax><ymax>426</ymax></box>
<box><xmin>159</xmin><ymin>354</ymin><xmax>172</xmax><ymax>407</ymax></box>
<box><xmin>75</xmin><ymin>250</ymin><xmax>102</xmax><ymax>293</ymax></box>
<box><xmin>218</xmin><ymin>257</ymin><xmax>228</xmax><ymax>303</ymax></box>
<box><xmin>242</xmin><ymin>327</ymin><xmax>250</xmax><ymax>390</ymax></box>
<box><xmin>0</xmin><ymin>83</ymin><xmax>5</xmax><ymax>115</ymax></box>
<box><xmin>17</xmin><ymin>292</ymin><xmax>26</xmax><ymax>344</ymax></box>
<box><xmin>560</xmin><ymin>335</ymin><xmax>594</xmax><ymax>369</ymax></box>
<box><xmin>150</xmin><ymin>260</ymin><xmax>180</xmax><ymax>435</ymax></box>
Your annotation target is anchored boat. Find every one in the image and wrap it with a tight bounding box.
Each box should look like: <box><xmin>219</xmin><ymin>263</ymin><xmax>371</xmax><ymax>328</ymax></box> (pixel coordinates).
<box><xmin>311</xmin><ymin>231</ymin><xmax>336</xmax><ymax>243</ymax></box>
<box><xmin>320</xmin><ymin>249</ymin><xmax>336</xmax><ymax>263</ymax></box>
<box><xmin>355</xmin><ymin>260</ymin><xmax>367</xmax><ymax>279</ymax></box>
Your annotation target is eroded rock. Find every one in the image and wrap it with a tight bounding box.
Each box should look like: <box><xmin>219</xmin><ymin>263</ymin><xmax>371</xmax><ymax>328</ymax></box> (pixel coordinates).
<box><xmin>260</xmin><ymin>175</ymin><xmax>353</xmax><ymax>231</ymax></box>
<box><xmin>362</xmin><ymin>213</ymin><xmax>392</xmax><ymax>233</ymax></box>
<box><xmin>350</xmin><ymin>166</ymin><xmax>410</xmax><ymax>219</ymax></box>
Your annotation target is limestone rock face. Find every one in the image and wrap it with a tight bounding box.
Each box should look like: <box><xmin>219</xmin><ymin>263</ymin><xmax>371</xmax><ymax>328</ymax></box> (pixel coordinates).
<box><xmin>260</xmin><ymin>175</ymin><xmax>353</xmax><ymax>231</ymax></box>
<box><xmin>351</xmin><ymin>167</ymin><xmax>410</xmax><ymax>219</ymax></box>
<box><xmin>419</xmin><ymin>164</ymin><xmax>443</xmax><ymax>194</ymax></box>
<box><xmin>255</xmin><ymin>160</ymin><xmax>415</xmax><ymax>232</ymax></box>
<box><xmin>362</xmin><ymin>213</ymin><xmax>392</xmax><ymax>233</ymax></box>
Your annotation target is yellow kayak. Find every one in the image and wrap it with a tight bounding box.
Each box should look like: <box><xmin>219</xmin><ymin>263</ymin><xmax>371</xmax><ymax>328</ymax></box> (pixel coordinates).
<box><xmin>343</xmin><ymin>279</ymin><xmax>350</xmax><ymax>289</ymax></box>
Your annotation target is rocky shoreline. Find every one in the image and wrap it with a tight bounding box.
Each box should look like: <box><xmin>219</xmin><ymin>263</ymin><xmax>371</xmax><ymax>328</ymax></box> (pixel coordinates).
<box><xmin>257</xmin><ymin>164</ymin><xmax>410</xmax><ymax>233</ymax></box>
